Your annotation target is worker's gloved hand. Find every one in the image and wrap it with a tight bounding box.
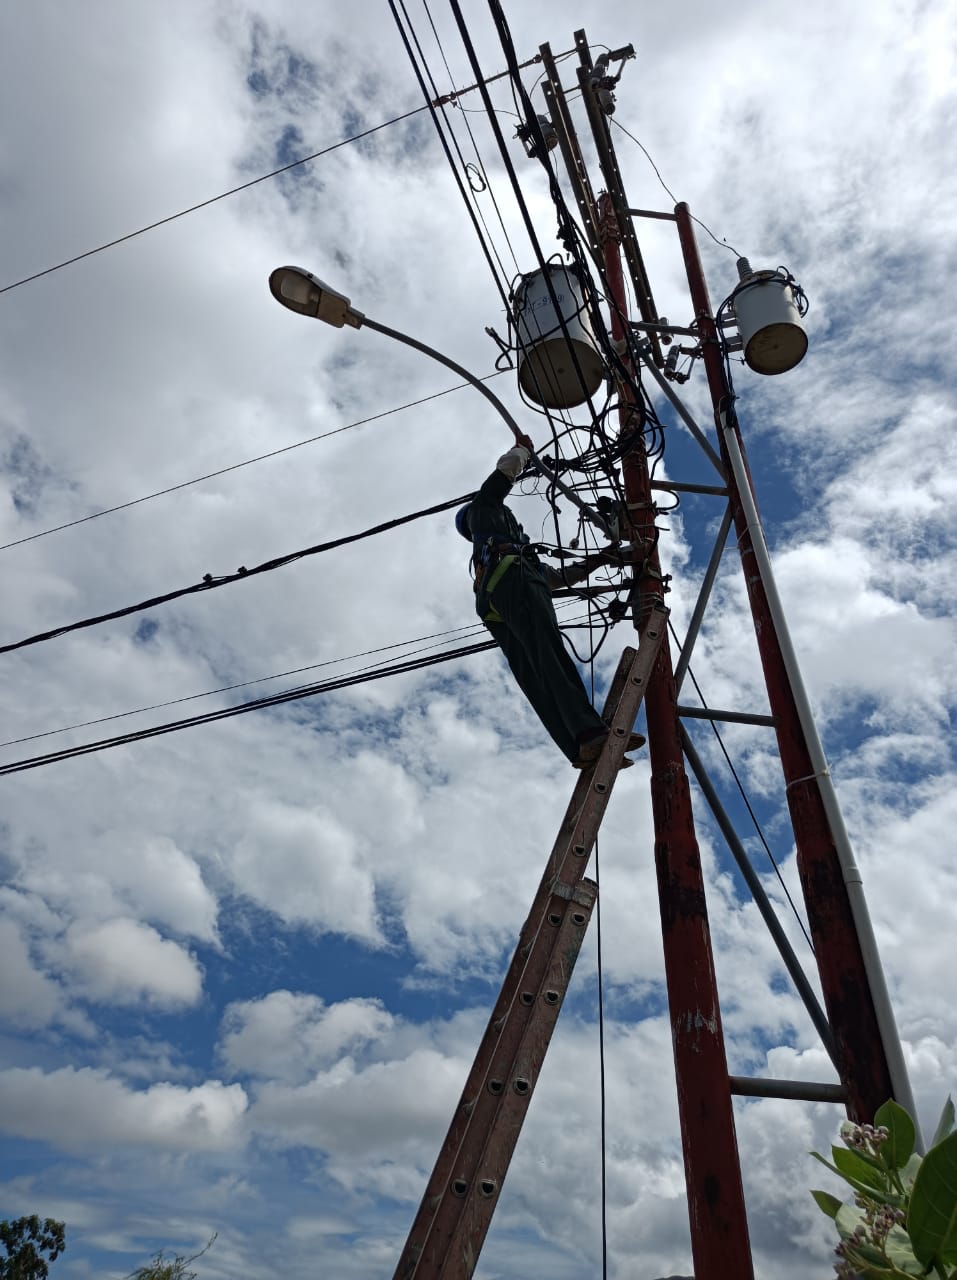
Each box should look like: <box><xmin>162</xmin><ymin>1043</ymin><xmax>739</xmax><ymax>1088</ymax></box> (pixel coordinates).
<box><xmin>516</xmin><ymin>432</ymin><xmax>534</xmax><ymax>453</ymax></box>
<box><xmin>496</xmin><ymin>444</ymin><xmax>531</xmax><ymax>481</ymax></box>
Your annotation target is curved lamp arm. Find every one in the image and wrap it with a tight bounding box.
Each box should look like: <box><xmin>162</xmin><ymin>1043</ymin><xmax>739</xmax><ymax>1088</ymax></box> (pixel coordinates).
<box><xmin>268</xmin><ymin>265</ymin><xmax>613</xmax><ymax>539</ymax></box>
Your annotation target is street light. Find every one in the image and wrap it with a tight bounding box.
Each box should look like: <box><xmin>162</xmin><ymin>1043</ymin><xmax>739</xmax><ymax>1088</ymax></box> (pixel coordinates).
<box><xmin>269</xmin><ymin>266</ymin><xmax>364</xmax><ymax>329</ymax></box>
<box><xmin>267</xmin><ymin>265</ymin><xmax>613</xmax><ymax>537</ymax></box>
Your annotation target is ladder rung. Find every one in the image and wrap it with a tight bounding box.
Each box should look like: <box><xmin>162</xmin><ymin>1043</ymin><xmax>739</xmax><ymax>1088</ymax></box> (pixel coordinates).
<box><xmin>728</xmin><ymin>1075</ymin><xmax>847</xmax><ymax>1103</ymax></box>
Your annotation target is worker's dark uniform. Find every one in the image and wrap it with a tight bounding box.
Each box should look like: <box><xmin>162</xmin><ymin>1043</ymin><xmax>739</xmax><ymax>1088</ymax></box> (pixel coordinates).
<box><xmin>469</xmin><ymin>463</ymin><xmax>607</xmax><ymax>762</ymax></box>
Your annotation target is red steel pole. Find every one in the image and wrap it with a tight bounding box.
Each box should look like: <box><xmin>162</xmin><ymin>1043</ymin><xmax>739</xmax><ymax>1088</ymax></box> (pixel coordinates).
<box><xmin>599</xmin><ymin>194</ymin><xmax>754</xmax><ymax>1280</ymax></box>
<box><xmin>673</xmin><ymin>201</ymin><xmax>894</xmax><ymax>1121</ymax></box>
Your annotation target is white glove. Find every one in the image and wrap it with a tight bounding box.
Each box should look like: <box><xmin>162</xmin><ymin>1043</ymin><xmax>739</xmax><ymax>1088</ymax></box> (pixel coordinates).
<box><xmin>496</xmin><ymin>445</ymin><xmax>530</xmax><ymax>481</ymax></box>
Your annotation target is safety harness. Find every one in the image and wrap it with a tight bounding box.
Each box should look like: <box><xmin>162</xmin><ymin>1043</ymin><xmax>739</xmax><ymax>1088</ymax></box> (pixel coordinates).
<box><xmin>472</xmin><ymin>535</ymin><xmax>543</xmax><ymax>623</ymax></box>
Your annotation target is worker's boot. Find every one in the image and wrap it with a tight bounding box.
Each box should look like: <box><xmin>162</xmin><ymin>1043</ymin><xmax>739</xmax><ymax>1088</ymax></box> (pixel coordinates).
<box><xmin>572</xmin><ymin>726</ymin><xmax>644</xmax><ymax>769</ymax></box>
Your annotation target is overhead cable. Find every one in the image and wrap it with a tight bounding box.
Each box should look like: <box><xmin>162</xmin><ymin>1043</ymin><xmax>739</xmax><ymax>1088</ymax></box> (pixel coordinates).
<box><xmin>0</xmin><ymin>108</ymin><xmax>428</xmax><ymax>297</ymax></box>
<box><xmin>0</xmin><ymin>492</ymin><xmax>473</xmax><ymax>656</ymax></box>
<box><xmin>388</xmin><ymin>0</ymin><xmax>513</xmax><ymax>312</ymax></box>
<box><xmin>0</xmin><ymin>372</ymin><xmax>504</xmax><ymax>553</ymax></box>
<box><xmin>0</xmin><ymin>638</ymin><xmax>497</xmax><ymax>776</ymax></box>
<box><xmin>0</xmin><ymin>621</ymin><xmax>491</xmax><ymax>748</ymax></box>
<box><xmin>609</xmin><ymin>118</ymin><xmax>741</xmax><ymax>257</ymax></box>
<box><xmin>0</xmin><ymin>597</ymin><xmax>602</xmax><ymax>774</ymax></box>
<box><xmin>420</xmin><ymin>0</ymin><xmax>524</xmax><ymax>276</ymax></box>
<box><xmin>668</xmin><ymin>618</ymin><xmax>815</xmax><ymax>953</ymax></box>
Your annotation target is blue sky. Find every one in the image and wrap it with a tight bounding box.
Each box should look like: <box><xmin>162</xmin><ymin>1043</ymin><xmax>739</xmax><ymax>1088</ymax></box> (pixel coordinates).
<box><xmin>0</xmin><ymin>2</ymin><xmax>955</xmax><ymax>1278</ymax></box>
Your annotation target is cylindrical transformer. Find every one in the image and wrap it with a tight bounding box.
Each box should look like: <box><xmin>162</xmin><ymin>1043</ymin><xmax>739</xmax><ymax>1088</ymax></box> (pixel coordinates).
<box><xmin>512</xmin><ymin>264</ymin><xmax>606</xmax><ymax>408</ymax></box>
<box><xmin>733</xmin><ymin>268</ymin><xmax>808</xmax><ymax>375</ymax></box>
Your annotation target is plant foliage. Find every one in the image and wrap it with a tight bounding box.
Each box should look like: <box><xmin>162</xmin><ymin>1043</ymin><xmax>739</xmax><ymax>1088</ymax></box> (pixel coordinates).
<box><xmin>127</xmin><ymin>1234</ymin><xmax>217</xmax><ymax>1280</ymax></box>
<box><xmin>811</xmin><ymin>1096</ymin><xmax>957</xmax><ymax>1278</ymax></box>
<box><xmin>0</xmin><ymin>1217</ymin><xmax>66</xmax><ymax>1280</ymax></box>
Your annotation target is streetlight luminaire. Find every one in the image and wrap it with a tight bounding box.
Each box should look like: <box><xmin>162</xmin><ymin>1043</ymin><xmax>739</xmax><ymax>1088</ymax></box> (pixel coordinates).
<box><xmin>268</xmin><ymin>265</ymin><xmax>365</xmax><ymax>329</ymax></box>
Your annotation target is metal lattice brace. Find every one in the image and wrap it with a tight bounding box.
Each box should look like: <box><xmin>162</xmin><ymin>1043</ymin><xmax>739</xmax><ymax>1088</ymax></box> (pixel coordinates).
<box><xmin>393</xmin><ymin>605</ymin><xmax>668</xmax><ymax>1280</ymax></box>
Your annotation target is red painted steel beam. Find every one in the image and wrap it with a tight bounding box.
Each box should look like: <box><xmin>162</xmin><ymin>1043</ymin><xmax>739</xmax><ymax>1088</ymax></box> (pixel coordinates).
<box><xmin>673</xmin><ymin>201</ymin><xmax>893</xmax><ymax>1121</ymax></box>
<box><xmin>599</xmin><ymin>194</ymin><xmax>754</xmax><ymax>1280</ymax></box>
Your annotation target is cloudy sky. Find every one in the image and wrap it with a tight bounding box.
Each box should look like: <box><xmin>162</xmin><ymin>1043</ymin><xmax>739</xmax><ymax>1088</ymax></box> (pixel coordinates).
<box><xmin>0</xmin><ymin>1</ymin><xmax>954</xmax><ymax>1277</ymax></box>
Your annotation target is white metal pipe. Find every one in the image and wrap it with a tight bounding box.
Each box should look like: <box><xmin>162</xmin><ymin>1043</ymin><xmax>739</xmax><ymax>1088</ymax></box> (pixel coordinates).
<box><xmin>719</xmin><ymin>410</ymin><xmax>922</xmax><ymax>1146</ymax></box>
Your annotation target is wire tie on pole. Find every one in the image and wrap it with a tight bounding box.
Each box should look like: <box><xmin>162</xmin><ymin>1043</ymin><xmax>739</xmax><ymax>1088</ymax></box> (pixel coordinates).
<box><xmin>785</xmin><ymin>768</ymin><xmax>831</xmax><ymax>790</ymax></box>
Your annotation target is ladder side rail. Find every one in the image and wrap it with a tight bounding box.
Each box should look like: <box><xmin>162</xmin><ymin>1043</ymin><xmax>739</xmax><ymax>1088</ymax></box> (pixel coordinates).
<box><xmin>395</xmin><ymin>621</ymin><xmax>666</xmax><ymax>1279</ymax></box>
<box><xmin>419</xmin><ymin>622</ymin><xmax>665</xmax><ymax>1276</ymax></box>
<box><xmin>435</xmin><ymin>883</ymin><xmax>598</xmax><ymax>1278</ymax></box>
<box><xmin>393</xmin><ymin>646</ymin><xmax>635</xmax><ymax>1280</ymax></box>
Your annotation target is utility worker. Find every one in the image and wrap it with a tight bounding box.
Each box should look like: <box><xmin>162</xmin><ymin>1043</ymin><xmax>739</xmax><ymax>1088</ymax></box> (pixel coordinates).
<box><xmin>456</xmin><ymin>439</ymin><xmax>645</xmax><ymax>769</ymax></box>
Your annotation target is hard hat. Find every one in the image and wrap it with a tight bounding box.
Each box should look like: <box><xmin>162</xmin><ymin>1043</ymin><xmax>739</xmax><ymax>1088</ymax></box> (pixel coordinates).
<box><xmin>455</xmin><ymin>503</ymin><xmax>473</xmax><ymax>541</ymax></box>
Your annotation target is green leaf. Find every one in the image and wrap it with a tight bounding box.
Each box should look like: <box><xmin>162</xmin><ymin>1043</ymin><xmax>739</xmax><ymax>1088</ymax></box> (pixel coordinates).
<box><xmin>901</xmin><ymin>1150</ymin><xmax>924</xmax><ymax>1194</ymax></box>
<box><xmin>876</xmin><ymin>1098</ymin><xmax>917</xmax><ymax>1170</ymax></box>
<box><xmin>882</xmin><ymin>1226</ymin><xmax>926</xmax><ymax>1275</ymax></box>
<box><xmin>811</xmin><ymin>1188</ymin><xmax>843</xmax><ymax>1219</ymax></box>
<box><xmin>907</xmin><ymin>1131</ymin><xmax>957</xmax><ymax>1267</ymax></box>
<box><xmin>932</xmin><ymin>1097</ymin><xmax>956</xmax><ymax>1150</ymax></box>
<box><xmin>834</xmin><ymin>1200</ymin><xmax>868</xmax><ymax>1241</ymax></box>
<box><xmin>833</xmin><ymin>1144</ymin><xmax>892</xmax><ymax>1191</ymax></box>
<box><xmin>811</xmin><ymin>1150</ymin><xmax>904</xmax><ymax>1208</ymax></box>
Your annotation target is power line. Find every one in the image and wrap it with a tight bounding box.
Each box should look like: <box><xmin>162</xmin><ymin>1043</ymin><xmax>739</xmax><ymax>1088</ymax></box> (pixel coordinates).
<box><xmin>0</xmin><ymin>596</ymin><xmax>602</xmax><ymax>774</ymax></box>
<box><xmin>668</xmin><ymin>619</ymin><xmax>815</xmax><ymax>953</ymax></box>
<box><xmin>0</xmin><ymin>621</ymin><xmax>490</xmax><ymax>748</ymax></box>
<box><xmin>388</xmin><ymin>0</ymin><xmax>513</xmax><ymax>314</ymax></box>
<box><xmin>0</xmin><ymin>372</ymin><xmax>504</xmax><ymax>553</ymax></box>
<box><xmin>0</xmin><ymin>492</ymin><xmax>473</xmax><ymax>656</ymax></box>
<box><xmin>419</xmin><ymin>0</ymin><xmax>525</xmax><ymax>277</ymax></box>
<box><xmin>609</xmin><ymin>118</ymin><xmax>741</xmax><ymax>258</ymax></box>
<box><xmin>1</xmin><ymin>51</ymin><xmax>555</xmax><ymax>301</ymax></box>
<box><xmin>0</xmin><ymin>108</ymin><xmax>428</xmax><ymax>297</ymax></box>
<box><xmin>0</xmin><ymin>637</ymin><xmax>498</xmax><ymax>776</ymax></box>
<box><xmin>0</xmin><ymin>597</ymin><xmax>591</xmax><ymax>753</ymax></box>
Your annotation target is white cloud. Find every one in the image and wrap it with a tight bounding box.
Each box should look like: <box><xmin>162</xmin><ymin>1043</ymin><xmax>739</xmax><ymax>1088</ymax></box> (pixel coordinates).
<box><xmin>64</xmin><ymin>918</ymin><xmax>203</xmax><ymax>1008</ymax></box>
<box><xmin>0</xmin><ymin>1065</ymin><xmax>247</xmax><ymax>1153</ymax></box>
<box><xmin>219</xmin><ymin>990</ymin><xmax>393</xmax><ymax>1083</ymax></box>
<box><xmin>0</xmin><ymin>917</ymin><xmax>62</xmax><ymax>1028</ymax></box>
<box><xmin>229</xmin><ymin>799</ymin><xmax>382</xmax><ymax>942</ymax></box>
<box><xmin>0</xmin><ymin>0</ymin><xmax>954</xmax><ymax>1275</ymax></box>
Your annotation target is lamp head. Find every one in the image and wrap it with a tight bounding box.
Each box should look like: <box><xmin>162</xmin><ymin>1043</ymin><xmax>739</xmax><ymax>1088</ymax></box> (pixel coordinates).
<box><xmin>268</xmin><ymin>266</ymin><xmax>364</xmax><ymax>328</ymax></box>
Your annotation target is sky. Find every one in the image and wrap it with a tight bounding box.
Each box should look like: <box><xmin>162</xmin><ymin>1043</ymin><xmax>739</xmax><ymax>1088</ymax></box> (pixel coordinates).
<box><xmin>0</xmin><ymin>1</ymin><xmax>954</xmax><ymax>1278</ymax></box>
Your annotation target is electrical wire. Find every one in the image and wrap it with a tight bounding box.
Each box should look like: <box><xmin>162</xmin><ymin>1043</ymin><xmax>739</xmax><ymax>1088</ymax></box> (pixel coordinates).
<box><xmin>2</xmin><ymin>595</ymin><xmax>592</xmax><ymax>750</ymax></box>
<box><xmin>0</xmin><ymin>636</ymin><xmax>498</xmax><ymax>776</ymax></box>
<box><xmin>609</xmin><ymin>119</ymin><xmax>741</xmax><ymax>258</ymax></box>
<box><xmin>0</xmin><ymin>621</ymin><xmax>491</xmax><ymax>748</ymax></box>
<box><xmin>388</xmin><ymin>0</ymin><xmax>514</xmax><ymax>314</ymax></box>
<box><xmin>480</xmin><ymin>8</ymin><xmax>670</xmax><ymax>487</ymax></box>
<box><xmin>0</xmin><ymin>597</ymin><xmax>600</xmax><ymax>775</ymax></box>
<box><xmin>444</xmin><ymin>3</ymin><xmax>638</xmax><ymax>643</ymax></box>
<box><xmin>0</xmin><ymin>492</ymin><xmax>473</xmax><ymax>656</ymax></box>
<box><xmin>386</xmin><ymin>3</ymin><xmax>633</xmax><ymax>655</ymax></box>
<box><xmin>0</xmin><ymin>372</ymin><xmax>506</xmax><ymax>553</ymax></box>
<box><xmin>421</xmin><ymin>0</ymin><xmax>524</xmax><ymax>278</ymax></box>
<box><xmin>668</xmin><ymin>619</ymin><xmax>815</xmax><ymax>953</ymax></box>
<box><xmin>449</xmin><ymin>0</ymin><xmax>610</xmax><ymax>429</ymax></box>
<box><xmin>421</xmin><ymin>5</ymin><xmax>647</xmax><ymax>563</ymax></box>
<box><xmin>0</xmin><ymin>108</ymin><xmax>429</xmax><ymax>297</ymax></box>
<box><xmin>394</xmin><ymin>3</ymin><xmax>609</xmax><ymax>566</ymax></box>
